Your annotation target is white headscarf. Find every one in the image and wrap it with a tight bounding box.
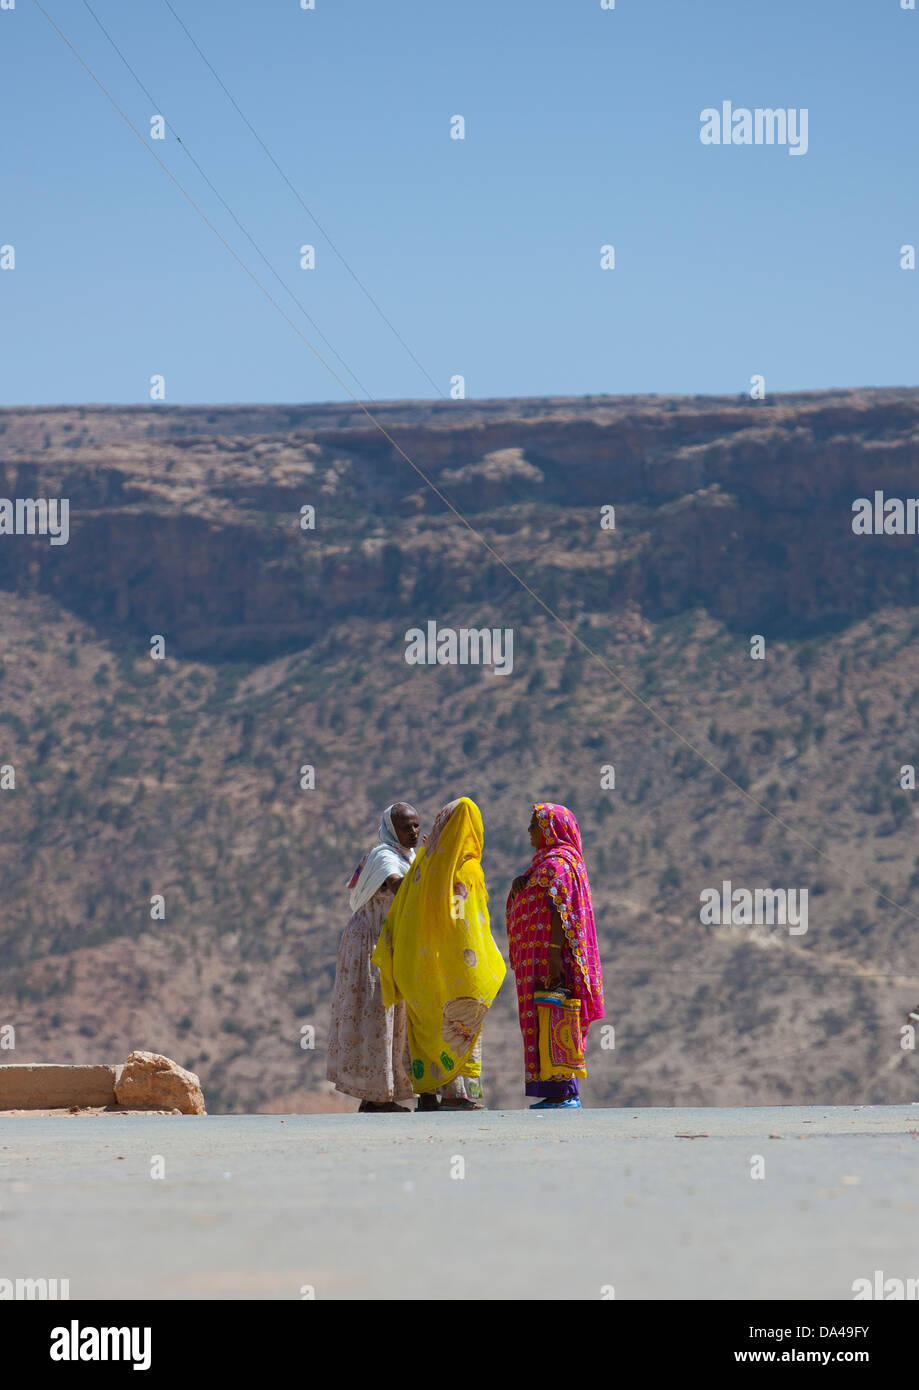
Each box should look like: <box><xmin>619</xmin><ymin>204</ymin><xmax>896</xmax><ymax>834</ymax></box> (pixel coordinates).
<box><xmin>347</xmin><ymin>805</ymin><xmax>416</xmax><ymax>915</ymax></box>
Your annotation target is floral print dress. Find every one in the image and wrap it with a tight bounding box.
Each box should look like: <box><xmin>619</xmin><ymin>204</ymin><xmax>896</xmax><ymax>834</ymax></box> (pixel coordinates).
<box><xmin>327</xmin><ymin>885</ymin><xmax>414</xmax><ymax>1103</ymax></box>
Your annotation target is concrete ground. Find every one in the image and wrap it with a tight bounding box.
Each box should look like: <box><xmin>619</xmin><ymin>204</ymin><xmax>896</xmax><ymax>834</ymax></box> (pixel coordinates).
<box><xmin>1</xmin><ymin>1105</ymin><xmax>917</xmax><ymax>1300</ymax></box>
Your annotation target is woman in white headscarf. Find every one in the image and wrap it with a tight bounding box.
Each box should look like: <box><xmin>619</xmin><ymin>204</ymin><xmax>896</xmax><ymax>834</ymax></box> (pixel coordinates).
<box><xmin>327</xmin><ymin>803</ymin><xmax>421</xmax><ymax>1112</ymax></box>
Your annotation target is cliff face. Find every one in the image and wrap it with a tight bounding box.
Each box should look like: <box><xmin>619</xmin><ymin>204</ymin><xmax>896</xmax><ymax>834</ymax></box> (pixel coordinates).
<box><xmin>1</xmin><ymin>388</ymin><xmax>918</xmax><ymax>656</ymax></box>
<box><xmin>1</xmin><ymin>389</ymin><xmax>919</xmax><ymax>1114</ymax></box>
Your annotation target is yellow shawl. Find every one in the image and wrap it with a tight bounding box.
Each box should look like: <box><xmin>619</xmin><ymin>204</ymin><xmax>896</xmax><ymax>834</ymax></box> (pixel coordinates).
<box><xmin>372</xmin><ymin>797</ymin><xmax>506</xmax><ymax>1093</ymax></box>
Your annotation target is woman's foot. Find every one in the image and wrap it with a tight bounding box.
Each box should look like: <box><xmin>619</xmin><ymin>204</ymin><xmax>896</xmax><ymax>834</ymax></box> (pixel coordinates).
<box><xmin>416</xmin><ymin>1093</ymin><xmax>440</xmax><ymax>1112</ymax></box>
<box><xmin>439</xmin><ymin>1098</ymin><xmax>485</xmax><ymax>1110</ymax></box>
<box><xmin>360</xmin><ymin>1100</ymin><xmax>410</xmax><ymax>1112</ymax></box>
<box><xmin>529</xmin><ymin>1097</ymin><xmax>582</xmax><ymax>1109</ymax></box>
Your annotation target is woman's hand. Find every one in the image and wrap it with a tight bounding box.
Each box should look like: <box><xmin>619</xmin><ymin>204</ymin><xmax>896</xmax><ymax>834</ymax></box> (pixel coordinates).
<box><xmin>544</xmin><ymin>908</ymin><xmax>566</xmax><ymax>990</ymax></box>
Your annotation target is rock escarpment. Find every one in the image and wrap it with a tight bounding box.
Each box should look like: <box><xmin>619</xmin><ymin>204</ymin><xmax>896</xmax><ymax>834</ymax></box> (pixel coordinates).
<box><xmin>1</xmin><ymin>389</ymin><xmax>917</xmax><ymax>655</ymax></box>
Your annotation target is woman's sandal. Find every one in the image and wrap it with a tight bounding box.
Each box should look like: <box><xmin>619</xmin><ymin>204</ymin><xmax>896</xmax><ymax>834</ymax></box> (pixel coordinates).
<box><xmin>416</xmin><ymin>1094</ymin><xmax>440</xmax><ymax>1112</ymax></box>
<box><xmin>439</xmin><ymin>1098</ymin><xmax>485</xmax><ymax>1110</ymax></box>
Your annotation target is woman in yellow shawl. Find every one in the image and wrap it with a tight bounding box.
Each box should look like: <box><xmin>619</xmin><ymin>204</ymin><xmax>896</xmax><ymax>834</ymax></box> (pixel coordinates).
<box><xmin>372</xmin><ymin>797</ymin><xmax>506</xmax><ymax>1111</ymax></box>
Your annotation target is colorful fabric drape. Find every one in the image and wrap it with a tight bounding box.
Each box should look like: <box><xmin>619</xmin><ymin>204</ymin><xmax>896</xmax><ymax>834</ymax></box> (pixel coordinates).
<box><xmin>372</xmin><ymin>797</ymin><xmax>506</xmax><ymax>1094</ymax></box>
<box><xmin>536</xmin><ymin>989</ymin><xmax>587</xmax><ymax>1080</ymax></box>
<box><xmin>505</xmin><ymin>802</ymin><xmax>604</xmax><ymax>1084</ymax></box>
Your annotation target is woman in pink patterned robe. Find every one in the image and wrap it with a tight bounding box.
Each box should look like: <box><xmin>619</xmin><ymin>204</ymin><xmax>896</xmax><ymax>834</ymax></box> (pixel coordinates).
<box><xmin>505</xmin><ymin>802</ymin><xmax>604</xmax><ymax>1109</ymax></box>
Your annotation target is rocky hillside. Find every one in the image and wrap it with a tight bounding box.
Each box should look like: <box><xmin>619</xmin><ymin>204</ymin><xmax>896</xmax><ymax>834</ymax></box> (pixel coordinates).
<box><xmin>1</xmin><ymin>389</ymin><xmax>918</xmax><ymax>1111</ymax></box>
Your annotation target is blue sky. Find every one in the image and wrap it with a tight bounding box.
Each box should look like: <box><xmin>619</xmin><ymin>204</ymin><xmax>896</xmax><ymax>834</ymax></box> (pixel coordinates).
<box><xmin>1</xmin><ymin>0</ymin><xmax>916</xmax><ymax>405</ymax></box>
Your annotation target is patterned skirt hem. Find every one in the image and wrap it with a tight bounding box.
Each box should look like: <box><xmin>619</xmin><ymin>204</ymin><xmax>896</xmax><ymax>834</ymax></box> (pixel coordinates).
<box><xmin>329</xmin><ymin>1076</ymin><xmax>415</xmax><ymax>1103</ymax></box>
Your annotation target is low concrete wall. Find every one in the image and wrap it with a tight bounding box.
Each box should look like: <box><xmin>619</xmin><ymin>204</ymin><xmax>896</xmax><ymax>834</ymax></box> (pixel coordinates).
<box><xmin>0</xmin><ymin>1064</ymin><xmax>123</xmax><ymax>1109</ymax></box>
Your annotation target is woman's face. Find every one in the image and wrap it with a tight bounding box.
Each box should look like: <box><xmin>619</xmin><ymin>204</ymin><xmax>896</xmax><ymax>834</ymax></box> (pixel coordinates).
<box><xmin>528</xmin><ymin>809</ymin><xmax>541</xmax><ymax>848</ymax></box>
<box><xmin>392</xmin><ymin>805</ymin><xmax>420</xmax><ymax>850</ymax></box>
<box><xmin>425</xmin><ymin>800</ymin><xmax>457</xmax><ymax>852</ymax></box>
